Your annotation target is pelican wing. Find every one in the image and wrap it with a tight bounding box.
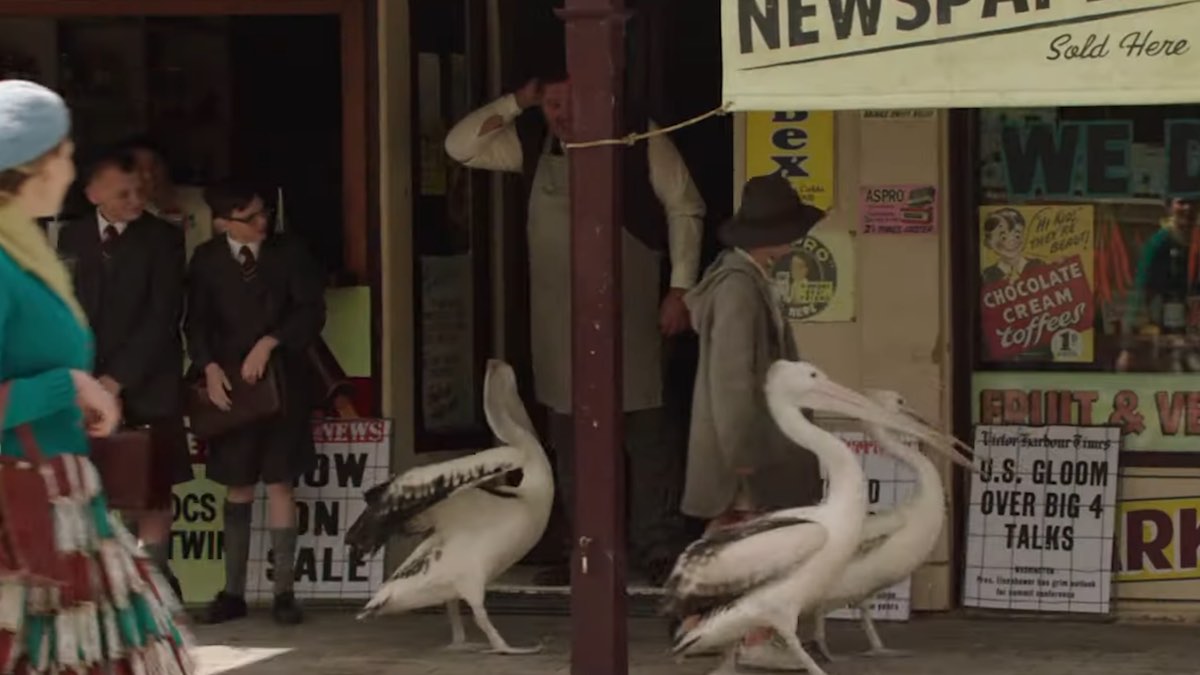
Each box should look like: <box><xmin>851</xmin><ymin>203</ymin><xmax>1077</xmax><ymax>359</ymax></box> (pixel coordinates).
<box><xmin>661</xmin><ymin>515</ymin><xmax>827</xmax><ymax>618</ymax></box>
<box><xmin>345</xmin><ymin>445</ymin><xmax>525</xmax><ymax>557</ymax></box>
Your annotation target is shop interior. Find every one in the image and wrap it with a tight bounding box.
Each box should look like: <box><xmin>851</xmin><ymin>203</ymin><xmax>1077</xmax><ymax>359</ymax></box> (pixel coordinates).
<box><xmin>0</xmin><ymin>13</ymin><xmax>348</xmax><ymax>282</ymax></box>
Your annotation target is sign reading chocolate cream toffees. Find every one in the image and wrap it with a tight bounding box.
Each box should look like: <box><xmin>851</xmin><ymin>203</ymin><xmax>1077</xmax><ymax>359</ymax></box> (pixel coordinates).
<box><xmin>722</xmin><ymin>0</ymin><xmax>1200</xmax><ymax>111</ymax></box>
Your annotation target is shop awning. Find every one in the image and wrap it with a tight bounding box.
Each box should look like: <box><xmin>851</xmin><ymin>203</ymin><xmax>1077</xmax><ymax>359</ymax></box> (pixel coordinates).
<box><xmin>722</xmin><ymin>0</ymin><xmax>1200</xmax><ymax>111</ymax></box>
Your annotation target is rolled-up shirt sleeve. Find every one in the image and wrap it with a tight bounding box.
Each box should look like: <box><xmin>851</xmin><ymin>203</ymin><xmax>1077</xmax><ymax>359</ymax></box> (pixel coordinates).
<box><xmin>444</xmin><ymin>94</ymin><xmax>524</xmax><ymax>173</ymax></box>
<box><xmin>647</xmin><ymin>122</ymin><xmax>706</xmax><ymax>290</ymax></box>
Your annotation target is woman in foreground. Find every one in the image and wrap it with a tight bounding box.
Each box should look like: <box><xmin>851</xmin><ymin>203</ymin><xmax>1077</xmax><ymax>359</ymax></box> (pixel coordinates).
<box><xmin>0</xmin><ymin>80</ymin><xmax>193</xmax><ymax>674</ymax></box>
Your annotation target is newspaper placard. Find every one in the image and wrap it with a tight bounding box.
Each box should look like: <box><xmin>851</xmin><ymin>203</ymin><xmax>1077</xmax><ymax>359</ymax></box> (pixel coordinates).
<box><xmin>962</xmin><ymin>424</ymin><xmax>1121</xmax><ymax>614</ymax></box>
<box><xmin>172</xmin><ymin>419</ymin><xmax>392</xmax><ymax>603</ymax></box>
<box><xmin>818</xmin><ymin>430</ymin><xmax>918</xmax><ymax>621</ymax></box>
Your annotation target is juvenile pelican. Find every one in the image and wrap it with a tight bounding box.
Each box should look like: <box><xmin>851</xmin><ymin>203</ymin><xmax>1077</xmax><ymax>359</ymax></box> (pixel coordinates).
<box><xmin>344</xmin><ymin>359</ymin><xmax>553</xmax><ymax>654</ymax></box>
<box><xmin>809</xmin><ymin>389</ymin><xmax>975</xmax><ymax>661</ymax></box>
<box><xmin>661</xmin><ymin>361</ymin><xmax>964</xmax><ymax>675</ymax></box>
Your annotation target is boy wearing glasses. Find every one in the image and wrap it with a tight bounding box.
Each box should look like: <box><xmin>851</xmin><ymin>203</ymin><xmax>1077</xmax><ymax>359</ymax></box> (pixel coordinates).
<box><xmin>185</xmin><ymin>181</ymin><xmax>326</xmax><ymax>625</ymax></box>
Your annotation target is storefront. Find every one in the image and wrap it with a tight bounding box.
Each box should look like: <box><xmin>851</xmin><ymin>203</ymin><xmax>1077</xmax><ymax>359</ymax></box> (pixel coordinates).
<box><xmin>723</xmin><ymin>0</ymin><xmax>1200</xmax><ymax>618</ymax></box>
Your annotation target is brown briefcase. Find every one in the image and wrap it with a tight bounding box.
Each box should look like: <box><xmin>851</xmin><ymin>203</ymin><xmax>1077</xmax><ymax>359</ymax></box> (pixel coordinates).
<box><xmin>89</xmin><ymin>425</ymin><xmax>158</xmax><ymax>511</ymax></box>
<box><xmin>186</xmin><ymin>361</ymin><xmax>283</xmax><ymax>440</ymax></box>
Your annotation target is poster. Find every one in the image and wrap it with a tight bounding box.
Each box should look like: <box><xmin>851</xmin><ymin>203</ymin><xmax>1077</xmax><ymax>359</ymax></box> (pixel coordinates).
<box><xmin>962</xmin><ymin>424</ymin><xmax>1121</xmax><ymax>614</ymax></box>
<box><xmin>769</xmin><ymin>229</ymin><xmax>855</xmax><ymax>323</ymax></box>
<box><xmin>972</xmin><ymin>370</ymin><xmax>1200</xmax><ymax>454</ymax></box>
<box><xmin>1113</xmin><ymin>470</ymin><xmax>1200</xmax><ymax>613</ymax></box>
<box><xmin>860</xmin><ymin>185</ymin><xmax>937</xmax><ymax>235</ymax></box>
<box><xmin>744</xmin><ymin>110</ymin><xmax>835</xmax><ymax>210</ymax></box>
<box><xmin>818</xmin><ymin>430</ymin><xmax>919</xmax><ymax>622</ymax></box>
<box><xmin>722</xmin><ymin>0</ymin><xmax>1200</xmax><ymax>111</ymax></box>
<box><xmin>978</xmin><ymin>204</ymin><xmax>1095</xmax><ymax>363</ymax></box>
<box><xmin>170</xmin><ymin>420</ymin><xmax>392</xmax><ymax>604</ymax></box>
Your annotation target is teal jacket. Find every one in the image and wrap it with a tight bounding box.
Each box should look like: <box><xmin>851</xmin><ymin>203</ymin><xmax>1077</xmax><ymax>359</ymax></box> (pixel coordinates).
<box><xmin>0</xmin><ymin>246</ymin><xmax>93</xmax><ymax>459</ymax></box>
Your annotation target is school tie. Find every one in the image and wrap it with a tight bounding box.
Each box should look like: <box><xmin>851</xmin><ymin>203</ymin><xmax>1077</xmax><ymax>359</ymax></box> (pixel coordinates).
<box><xmin>239</xmin><ymin>245</ymin><xmax>257</xmax><ymax>281</ymax></box>
<box><xmin>101</xmin><ymin>224</ymin><xmax>120</xmax><ymax>258</ymax></box>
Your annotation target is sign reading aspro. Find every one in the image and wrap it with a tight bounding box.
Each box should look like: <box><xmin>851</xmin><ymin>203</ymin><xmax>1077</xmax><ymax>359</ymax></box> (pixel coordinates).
<box><xmin>722</xmin><ymin>0</ymin><xmax>1200</xmax><ymax>110</ymax></box>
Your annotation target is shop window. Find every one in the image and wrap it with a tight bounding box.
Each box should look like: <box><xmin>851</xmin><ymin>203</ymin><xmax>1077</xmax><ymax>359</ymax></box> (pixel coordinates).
<box><xmin>974</xmin><ymin>104</ymin><xmax>1200</xmax><ymax>374</ymax></box>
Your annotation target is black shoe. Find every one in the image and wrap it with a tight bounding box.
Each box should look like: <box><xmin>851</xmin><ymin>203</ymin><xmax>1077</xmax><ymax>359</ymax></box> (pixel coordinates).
<box><xmin>200</xmin><ymin>592</ymin><xmax>247</xmax><ymax>625</ymax></box>
<box><xmin>272</xmin><ymin>591</ymin><xmax>304</xmax><ymax>625</ymax></box>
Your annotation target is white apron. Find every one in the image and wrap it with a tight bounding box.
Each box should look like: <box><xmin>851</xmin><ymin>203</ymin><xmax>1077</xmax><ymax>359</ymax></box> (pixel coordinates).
<box><xmin>526</xmin><ymin>140</ymin><xmax>663</xmax><ymax>414</ymax></box>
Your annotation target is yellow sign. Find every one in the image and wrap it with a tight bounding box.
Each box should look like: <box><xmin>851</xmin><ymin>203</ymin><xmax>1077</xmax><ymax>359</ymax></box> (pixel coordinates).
<box><xmin>169</xmin><ymin>464</ymin><xmax>227</xmax><ymax>605</ymax></box>
<box><xmin>770</xmin><ymin>229</ymin><xmax>855</xmax><ymax>323</ymax></box>
<box><xmin>744</xmin><ymin>111</ymin><xmax>834</xmax><ymax>211</ymax></box>
<box><xmin>1118</xmin><ymin>496</ymin><xmax>1200</xmax><ymax>584</ymax></box>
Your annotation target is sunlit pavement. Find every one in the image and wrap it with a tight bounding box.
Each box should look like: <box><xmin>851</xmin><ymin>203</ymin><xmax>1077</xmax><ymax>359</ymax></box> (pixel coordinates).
<box><xmin>191</xmin><ymin>610</ymin><xmax>1199</xmax><ymax>674</ymax></box>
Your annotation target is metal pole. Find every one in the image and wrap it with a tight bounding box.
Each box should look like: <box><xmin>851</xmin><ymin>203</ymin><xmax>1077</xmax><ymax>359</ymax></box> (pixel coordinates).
<box><xmin>556</xmin><ymin>0</ymin><xmax>628</xmax><ymax>673</ymax></box>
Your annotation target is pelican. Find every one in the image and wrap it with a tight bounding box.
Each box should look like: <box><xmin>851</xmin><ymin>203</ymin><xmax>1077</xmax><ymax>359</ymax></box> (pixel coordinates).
<box><xmin>344</xmin><ymin>359</ymin><xmax>553</xmax><ymax>654</ymax></box>
<box><xmin>662</xmin><ymin>361</ymin><xmax>966</xmax><ymax>675</ymax></box>
<box><xmin>809</xmin><ymin>389</ymin><xmax>976</xmax><ymax>662</ymax></box>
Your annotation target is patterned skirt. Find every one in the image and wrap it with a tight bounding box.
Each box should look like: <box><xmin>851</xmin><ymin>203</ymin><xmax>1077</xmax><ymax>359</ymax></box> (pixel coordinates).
<box><xmin>0</xmin><ymin>454</ymin><xmax>195</xmax><ymax>674</ymax></box>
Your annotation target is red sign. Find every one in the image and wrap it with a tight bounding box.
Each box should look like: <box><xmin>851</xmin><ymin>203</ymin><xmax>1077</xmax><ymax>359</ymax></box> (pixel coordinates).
<box><xmin>980</xmin><ymin>255</ymin><xmax>1094</xmax><ymax>360</ymax></box>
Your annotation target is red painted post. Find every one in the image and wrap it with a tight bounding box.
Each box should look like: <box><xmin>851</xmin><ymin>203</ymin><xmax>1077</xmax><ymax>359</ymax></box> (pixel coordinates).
<box><xmin>556</xmin><ymin>0</ymin><xmax>629</xmax><ymax>673</ymax></box>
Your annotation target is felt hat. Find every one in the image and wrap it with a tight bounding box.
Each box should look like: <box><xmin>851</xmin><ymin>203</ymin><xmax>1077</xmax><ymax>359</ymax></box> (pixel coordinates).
<box><xmin>0</xmin><ymin>80</ymin><xmax>69</xmax><ymax>172</ymax></box>
<box><xmin>719</xmin><ymin>174</ymin><xmax>826</xmax><ymax>249</ymax></box>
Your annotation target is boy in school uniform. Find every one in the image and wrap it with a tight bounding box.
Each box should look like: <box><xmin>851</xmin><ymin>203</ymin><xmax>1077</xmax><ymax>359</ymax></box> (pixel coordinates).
<box><xmin>185</xmin><ymin>181</ymin><xmax>326</xmax><ymax>625</ymax></box>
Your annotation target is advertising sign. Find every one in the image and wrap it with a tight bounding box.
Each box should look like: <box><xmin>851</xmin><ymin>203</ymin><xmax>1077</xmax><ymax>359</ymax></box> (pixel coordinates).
<box><xmin>978</xmin><ymin>204</ymin><xmax>1095</xmax><ymax>363</ymax></box>
<box><xmin>819</xmin><ymin>430</ymin><xmax>920</xmax><ymax>622</ymax></box>
<box><xmin>972</xmin><ymin>371</ymin><xmax>1200</xmax><ymax>454</ymax></box>
<box><xmin>722</xmin><ymin>0</ymin><xmax>1200</xmax><ymax>110</ymax></box>
<box><xmin>744</xmin><ymin>110</ymin><xmax>835</xmax><ymax>210</ymax></box>
<box><xmin>769</xmin><ymin>230</ymin><xmax>856</xmax><ymax>323</ymax></box>
<box><xmin>170</xmin><ymin>419</ymin><xmax>392</xmax><ymax>604</ymax></box>
<box><xmin>962</xmin><ymin>424</ymin><xmax>1121</xmax><ymax>614</ymax></box>
<box><xmin>860</xmin><ymin>185</ymin><xmax>937</xmax><ymax>235</ymax></box>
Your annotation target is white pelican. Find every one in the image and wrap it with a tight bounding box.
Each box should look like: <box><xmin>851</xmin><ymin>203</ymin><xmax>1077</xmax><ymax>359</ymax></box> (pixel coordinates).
<box><xmin>809</xmin><ymin>389</ymin><xmax>975</xmax><ymax>662</ymax></box>
<box><xmin>344</xmin><ymin>359</ymin><xmax>553</xmax><ymax>654</ymax></box>
<box><xmin>661</xmin><ymin>361</ymin><xmax>966</xmax><ymax>675</ymax></box>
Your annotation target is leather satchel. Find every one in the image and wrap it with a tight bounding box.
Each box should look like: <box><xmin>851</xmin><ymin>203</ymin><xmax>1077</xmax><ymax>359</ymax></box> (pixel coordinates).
<box><xmin>187</xmin><ymin>361</ymin><xmax>283</xmax><ymax>440</ymax></box>
<box><xmin>89</xmin><ymin>425</ymin><xmax>157</xmax><ymax>511</ymax></box>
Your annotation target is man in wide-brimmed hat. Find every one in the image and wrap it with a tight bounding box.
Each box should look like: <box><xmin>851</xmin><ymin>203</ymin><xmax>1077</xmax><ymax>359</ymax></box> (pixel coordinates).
<box><xmin>679</xmin><ymin>173</ymin><xmax>827</xmax><ymax>666</ymax></box>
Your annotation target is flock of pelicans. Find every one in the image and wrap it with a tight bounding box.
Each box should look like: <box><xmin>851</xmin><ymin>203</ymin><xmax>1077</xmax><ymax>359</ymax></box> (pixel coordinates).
<box><xmin>343</xmin><ymin>359</ymin><xmax>977</xmax><ymax>674</ymax></box>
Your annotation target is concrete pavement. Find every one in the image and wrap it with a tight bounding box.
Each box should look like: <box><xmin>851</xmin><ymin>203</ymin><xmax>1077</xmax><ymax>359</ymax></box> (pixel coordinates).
<box><xmin>191</xmin><ymin>609</ymin><xmax>1200</xmax><ymax>674</ymax></box>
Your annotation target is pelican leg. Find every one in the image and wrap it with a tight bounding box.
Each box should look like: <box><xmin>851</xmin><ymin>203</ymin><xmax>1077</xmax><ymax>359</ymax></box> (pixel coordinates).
<box><xmin>466</xmin><ymin>597</ymin><xmax>543</xmax><ymax>655</ymax></box>
<box><xmin>778</xmin><ymin>631</ymin><xmax>830</xmax><ymax>675</ymax></box>
<box><xmin>812</xmin><ymin>611</ymin><xmax>839</xmax><ymax>663</ymax></box>
<box><xmin>443</xmin><ymin>600</ymin><xmax>486</xmax><ymax>652</ymax></box>
<box><xmin>858</xmin><ymin>603</ymin><xmax>909</xmax><ymax>657</ymax></box>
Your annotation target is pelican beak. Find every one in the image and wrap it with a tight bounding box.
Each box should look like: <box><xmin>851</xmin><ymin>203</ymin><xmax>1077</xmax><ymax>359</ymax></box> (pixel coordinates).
<box><xmin>804</xmin><ymin>380</ymin><xmax>964</xmax><ymax>461</ymax></box>
<box><xmin>898</xmin><ymin>403</ymin><xmax>978</xmax><ymax>473</ymax></box>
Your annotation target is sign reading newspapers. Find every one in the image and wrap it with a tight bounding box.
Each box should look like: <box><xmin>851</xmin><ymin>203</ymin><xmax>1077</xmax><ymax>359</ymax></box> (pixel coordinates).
<box><xmin>962</xmin><ymin>424</ymin><xmax>1120</xmax><ymax>614</ymax></box>
<box><xmin>819</xmin><ymin>430</ymin><xmax>918</xmax><ymax>621</ymax></box>
<box><xmin>722</xmin><ymin>0</ymin><xmax>1200</xmax><ymax>110</ymax></box>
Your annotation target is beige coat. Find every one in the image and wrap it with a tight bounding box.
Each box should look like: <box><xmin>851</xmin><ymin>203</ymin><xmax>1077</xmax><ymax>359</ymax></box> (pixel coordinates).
<box><xmin>681</xmin><ymin>249</ymin><xmax>822</xmax><ymax>519</ymax></box>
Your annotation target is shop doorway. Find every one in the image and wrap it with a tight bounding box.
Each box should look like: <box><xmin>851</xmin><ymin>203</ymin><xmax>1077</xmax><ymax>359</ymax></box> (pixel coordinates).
<box><xmin>0</xmin><ymin>0</ymin><xmax>370</xmax><ymax>289</ymax></box>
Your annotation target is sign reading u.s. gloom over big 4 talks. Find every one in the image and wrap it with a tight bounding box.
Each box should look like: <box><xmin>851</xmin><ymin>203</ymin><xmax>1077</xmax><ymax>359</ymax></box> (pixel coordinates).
<box><xmin>962</xmin><ymin>424</ymin><xmax>1121</xmax><ymax>614</ymax></box>
<box><xmin>169</xmin><ymin>419</ymin><xmax>392</xmax><ymax>604</ymax></box>
<box><xmin>818</xmin><ymin>430</ymin><xmax>920</xmax><ymax>621</ymax></box>
<box><xmin>722</xmin><ymin>0</ymin><xmax>1200</xmax><ymax>110</ymax></box>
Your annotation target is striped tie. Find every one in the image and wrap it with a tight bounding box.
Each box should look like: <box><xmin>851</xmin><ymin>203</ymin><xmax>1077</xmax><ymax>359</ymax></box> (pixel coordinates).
<box><xmin>239</xmin><ymin>245</ymin><xmax>257</xmax><ymax>281</ymax></box>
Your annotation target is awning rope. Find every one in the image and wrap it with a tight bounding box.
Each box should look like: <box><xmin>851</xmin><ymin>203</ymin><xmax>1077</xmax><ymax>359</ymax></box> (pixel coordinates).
<box><xmin>561</xmin><ymin>101</ymin><xmax>734</xmax><ymax>150</ymax></box>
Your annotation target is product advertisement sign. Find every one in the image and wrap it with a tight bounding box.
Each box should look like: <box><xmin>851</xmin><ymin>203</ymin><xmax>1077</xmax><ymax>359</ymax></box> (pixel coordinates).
<box><xmin>978</xmin><ymin>204</ymin><xmax>1095</xmax><ymax>363</ymax></box>
<box><xmin>170</xmin><ymin>420</ymin><xmax>391</xmax><ymax>604</ymax></box>
<box><xmin>743</xmin><ymin>110</ymin><xmax>835</xmax><ymax>211</ymax></box>
<box><xmin>962</xmin><ymin>424</ymin><xmax>1121</xmax><ymax>614</ymax></box>
<box><xmin>769</xmin><ymin>230</ymin><xmax>856</xmax><ymax>323</ymax></box>
<box><xmin>819</xmin><ymin>430</ymin><xmax>919</xmax><ymax>622</ymax></box>
<box><xmin>860</xmin><ymin>185</ymin><xmax>937</xmax><ymax>235</ymax></box>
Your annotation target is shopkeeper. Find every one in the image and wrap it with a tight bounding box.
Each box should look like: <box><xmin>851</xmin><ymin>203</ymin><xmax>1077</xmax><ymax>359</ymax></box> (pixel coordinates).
<box><xmin>1117</xmin><ymin>196</ymin><xmax>1200</xmax><ymax>372</ymax></box>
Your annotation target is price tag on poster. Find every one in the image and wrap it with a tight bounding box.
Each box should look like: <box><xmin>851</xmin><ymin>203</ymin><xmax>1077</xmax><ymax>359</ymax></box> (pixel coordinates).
<box><xmin>962</xmin><ymin>424</ymin><xmax>1120</xmax><ymax>614</ymax></box>
<box><xmin>819</xmin><ymin>430</ymin><xmax>918</xmax><ymax>621</ymax></box>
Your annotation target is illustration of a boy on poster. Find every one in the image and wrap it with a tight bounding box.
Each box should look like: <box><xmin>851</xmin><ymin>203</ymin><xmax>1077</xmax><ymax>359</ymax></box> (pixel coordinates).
<box><xmin>979</xmin><ymin>205</ymin><xmax>1095</xmax><ymax>363</ymax></box>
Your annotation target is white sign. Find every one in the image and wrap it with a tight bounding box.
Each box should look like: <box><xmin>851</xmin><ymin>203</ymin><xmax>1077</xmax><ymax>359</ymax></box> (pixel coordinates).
<box><xmin>244</xmin><ymin>420</ymin><xmax>392</xmax><ymax>601</ymax></box>
<box><xmin>962</xmin><ymin>424</ymin><xmax>1120</xmax><ymax>614</ymax></box>
<box><xmin>722</xmin><ymin>0</ymin><xmax>1200</xmax><ymax>110</ymax></box>
<box><xmin>819</xmin><ymin>430</ymin><xmax>919</xmax><ymax>622</ymax></box>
